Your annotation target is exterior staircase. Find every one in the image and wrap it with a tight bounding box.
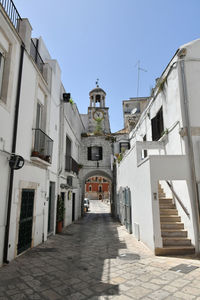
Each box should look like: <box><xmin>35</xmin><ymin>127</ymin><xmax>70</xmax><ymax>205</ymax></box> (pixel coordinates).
<box><xmin>155</xmin><ymin>183</ymin><xmax>195</xmax><ymax>256</ymax></box>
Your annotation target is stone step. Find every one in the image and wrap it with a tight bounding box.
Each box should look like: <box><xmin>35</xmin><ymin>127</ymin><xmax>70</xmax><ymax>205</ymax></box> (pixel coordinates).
<box><xmin>161</xmin><ymin>222</ymin><xmax>184</xmax><ymax>230</ymax></box>
<box><xmin>163</xmin><ymin>237</ymin><xmax>191</xmax><ymax>246</ymax></box>
<box><xmin>159</xmin><ymin>198</ymin><xmax>173</xmax><ymax>203</ymax></box>
<box><xmin>160</xmin><ymin>215</ymin><xmax>181</xmax><ymax>222</ymax></box>
<box><xmin>155</xmin><ymin>246</ymin><xmax>195</xmax><ymax>256</ymax></box>
<box><xmin>158</xmin><ymin>193</ymin><xmax>166</xmax><ymax>197</ymax></box>
<box><xmin>160</xmin><ymin>209</ymin><xmax>178</xmax><ymax>215</ymax></box>
<box><xmin>159</xmin><ymin>204</ymin><xmax>176</xmax><ymax>209</ymax></box>
<box><xmin>161</xmin><ymin>229</ymin><xmax>187</xmax><ymax>237</ymax></box>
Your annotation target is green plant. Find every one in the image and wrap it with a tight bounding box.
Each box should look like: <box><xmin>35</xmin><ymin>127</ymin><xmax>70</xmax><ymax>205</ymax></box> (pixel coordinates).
<box><xmin>56</xmin><ymin>196</ymin><xmax>65</xmax><ymax>222</ymax></box>
<box><xmin>94</xmin><ymin>118</ymin><xmax>102</xmax><ymax>134</ymax></box>
<box><xmin>69</xmin><ymin>98</ymin><xmax>74</xmax><ymax>104</ymax></box>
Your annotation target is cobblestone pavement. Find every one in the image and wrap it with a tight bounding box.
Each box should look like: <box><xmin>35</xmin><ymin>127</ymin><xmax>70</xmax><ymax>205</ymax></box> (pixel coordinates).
<box><xmin>1</xmin><ymin>200</ymin><xmax>200</xmax><ymax>300</ymax></box>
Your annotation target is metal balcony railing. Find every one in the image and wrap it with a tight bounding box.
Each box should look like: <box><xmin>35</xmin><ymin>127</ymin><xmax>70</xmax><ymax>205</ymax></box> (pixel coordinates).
<box><xmin>65</xmin><ymin>155</ymin><xmax>79</xmax><ymax>175</ymax></box>
<box><xmin>30</xmin><ymin>39</ymin><xmax>44</xmax><ymax>75</ymax></box>
<box><xmin>31</xmin><ymin>129</ymin><xmax>53</xmax><ymax>163</ymax></box>
<box><xmin>0</xmin><ymin>0</ymin><xmax>21</xmax><ymax>30</ymax></box>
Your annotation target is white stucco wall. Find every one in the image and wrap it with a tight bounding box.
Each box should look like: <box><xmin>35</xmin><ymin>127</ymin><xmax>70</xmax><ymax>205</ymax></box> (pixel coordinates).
<box><xmin>117</xmin><ymin>146</ymin><xmax>156</xmax><ymax>251</ymax></box>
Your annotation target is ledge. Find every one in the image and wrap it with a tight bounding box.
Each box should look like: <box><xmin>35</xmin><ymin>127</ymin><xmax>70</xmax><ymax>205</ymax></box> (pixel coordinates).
<box><xmin>31</xmin><ymin>156</ymin><xmax>51</xmax><ymax>167</ymax></box>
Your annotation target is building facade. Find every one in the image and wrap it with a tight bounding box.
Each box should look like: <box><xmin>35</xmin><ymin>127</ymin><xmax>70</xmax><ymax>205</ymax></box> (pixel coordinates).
<box><xmin>0</xmin><ymin>2</ymin><xmax>84</xmax><ymax>266</ymax></box>
<box><xmin>85</xmin><ymin>176</ymin><xmax>110</xmax><ymax>200</ymax></box>
<box><xmin>116</xmin><ymin>39</ymin><xmax>200</xmax><ymax>255</ymax></box>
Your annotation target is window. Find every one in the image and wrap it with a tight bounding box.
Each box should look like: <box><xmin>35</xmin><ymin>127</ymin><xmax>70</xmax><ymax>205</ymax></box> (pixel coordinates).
<box><xmin>65</xmin><ymin>136</ymin><xmax>72</xmax><ymax>171</ymax></box>
<box><xmin>0</xmin><ymin>51</ymin><xmax>5</xmax><ymax>97</ymax></box>
<box><xmin>36</xmin><ymin>102</ymin><xmax>45</xmax><ymax>130</ymax></box>
<box><xmin>88</xmin><ymin>146</ymin><xmax>103</xmax><ymax>161</ymax></box>
<box><xmin>89</xmin><ymin>185</ymin><xmax>92</xmax><ymax>192</ymax></box>
<box><xmin>99</xmin><ymin>185</ymin><xmax>102</xmax><ymax>192</ymax></box>
<box><xmin>119</xmin><ymin>142</ymin><xmax>130</xmax><ymax>153</ymax></box>
<box><xmin>143</xmin><ymin>135</ymin><xmax>147</xmax><ymax>158</ymax></box>
<box><xmin>66</xmin><ymin>136</ymin><xmax>71</xmax><ymax>157</ymax></box>
<box><xmin>151</xmin><ymin>107</ymin><xmax>164</xmax><ymax>141</ymax></box>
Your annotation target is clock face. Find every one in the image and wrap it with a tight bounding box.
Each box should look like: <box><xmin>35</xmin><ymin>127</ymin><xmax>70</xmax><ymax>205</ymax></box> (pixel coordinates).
<box><xmin>93</xmin><ymin>110</ymin><xmax>104</xmax><ymax>120</ymax></box>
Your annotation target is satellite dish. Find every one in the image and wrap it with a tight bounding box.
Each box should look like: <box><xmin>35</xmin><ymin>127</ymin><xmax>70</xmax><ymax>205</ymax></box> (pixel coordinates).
<box><xmin>131</xmin><ymin>108</ymin><xmax>137</xmax><ymax>115</ymax></box>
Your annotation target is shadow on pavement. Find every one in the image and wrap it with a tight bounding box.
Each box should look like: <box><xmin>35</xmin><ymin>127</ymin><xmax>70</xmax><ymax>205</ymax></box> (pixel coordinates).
<box><xmin>0</xmin><ymin>209</ymin><xmax>140</xmax><ymax>299</ymax></box>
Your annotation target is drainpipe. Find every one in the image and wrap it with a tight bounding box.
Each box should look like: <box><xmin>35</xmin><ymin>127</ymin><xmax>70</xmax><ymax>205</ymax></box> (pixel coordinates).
<box><xmin>3</xmin><ymin>44</ymin><xmax>25</xmax><ymax>263</ymax></box>
<box><xmin>179</xmin><ymin>55</ymin><xmax>200</xmax><ymax>253</ymax></box>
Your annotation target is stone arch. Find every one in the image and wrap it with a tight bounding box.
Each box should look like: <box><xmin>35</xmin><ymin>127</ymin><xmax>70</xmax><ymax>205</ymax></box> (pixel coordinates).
<box><xmin>81</xmin><ymin>169</ymin><xmax>112</xmax><ymax>213</ymax></box>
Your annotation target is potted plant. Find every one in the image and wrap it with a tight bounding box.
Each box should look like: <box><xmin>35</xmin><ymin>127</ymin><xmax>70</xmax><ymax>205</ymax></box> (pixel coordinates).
<box><xmin>31</xmin><ymin>150</ymin><xmax>39</xmax><ymax>157</ymax></box>
<box><xmin>56</xmin><ymin>195</ymin><xmax>65</xmax><ymax>233</ymax></box>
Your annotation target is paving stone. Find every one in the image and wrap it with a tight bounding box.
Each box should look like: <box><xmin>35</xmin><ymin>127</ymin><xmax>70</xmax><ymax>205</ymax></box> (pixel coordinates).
<box><xmin>173</xmin><ymin>291</ymin><xmax>196</xmax><ymax>299</ymax></box>
<box><xmin>171</xmin><ymin>278</ymin><xmax>191</xmax><ymax>288</ymax></box>
<box><xmin>125</xmin><ymin>286</ymin><xmax>152</xmax><ymax>298</ymax></box>
<box><xmin>181</xmin><ymin>286</ymin><xmax>200</xmax><ymax>296</ymax></box>
<box><xmin>42</xmin><ymin>289</ymin><xmax>61</xmax><ymax>300</ymax></box>
<box><xmin>148</xmin><ymin>289</ymin><xmax>170</xmax><ymax>299</ymax></box>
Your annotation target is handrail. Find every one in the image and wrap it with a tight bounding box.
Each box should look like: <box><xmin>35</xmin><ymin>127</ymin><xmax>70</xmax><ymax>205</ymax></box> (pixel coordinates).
<box><xmin>0</xmin><ymin>0</ymin><xmax>21</xmax><ymax>30</ymax></box>
<box><xmin>166</xmin><ymin>181</ymin><xmax>190</xmax><ymax>218</ymax></box>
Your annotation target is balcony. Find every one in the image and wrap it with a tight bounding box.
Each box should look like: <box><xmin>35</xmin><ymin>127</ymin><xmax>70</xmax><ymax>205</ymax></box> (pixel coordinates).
<box><xmin>31</xmin><ymin>129</ymin><xmax>53</xmax><ymax>164</ymax></box>
<box><xmin>30</xmin><ymin>39</ymin><xmax>44</xmax><ymax>76</ymax></box>
<box><xmin>65</xmin><ymin>155</ymin><xmax>79</xmax><ymax>175</ymax></box>
<box><xmin>0</xmin><ymin>0</ymin><xmax>21</xmax><ymax>30</ymax></box>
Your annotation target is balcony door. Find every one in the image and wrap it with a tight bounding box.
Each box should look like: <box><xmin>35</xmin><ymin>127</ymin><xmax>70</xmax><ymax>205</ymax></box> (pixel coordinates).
<box><xmin>65</xmin><ymin>136</ymin><xmax>72</xmax><ymax>171</ymax></box>
<box><xmin>17</xmin><ymin>189</ymin><xmax>34</xmax><ymax>255</ymax></box>
<box><xmin>48</xmin><ymin>182</ymin><xmax>55</xmax><ymax>234</ymax></box>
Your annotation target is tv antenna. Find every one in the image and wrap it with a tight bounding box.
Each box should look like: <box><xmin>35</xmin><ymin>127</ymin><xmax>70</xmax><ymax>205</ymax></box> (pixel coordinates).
<box><xmin>134</xmin><ymin>60</ymin><xmax>147</xmax><ymax>97</ymax></box>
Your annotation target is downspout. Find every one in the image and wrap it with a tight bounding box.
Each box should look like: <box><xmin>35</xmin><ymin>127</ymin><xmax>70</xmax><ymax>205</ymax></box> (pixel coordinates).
<box><xmin>179</xmin><ymin>55</ymin><xmax>200</xmax><ymax>253</ymax></box>
<box><xmin>3</xmin><ymin>44</ymin><xmax>25</xmax><ymax>263</ymax></box>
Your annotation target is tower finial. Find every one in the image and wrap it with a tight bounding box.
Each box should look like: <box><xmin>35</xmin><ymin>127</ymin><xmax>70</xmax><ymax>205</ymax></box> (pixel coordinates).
<box><xmin>95</xmin><ymin>78</ymin><xmax>99</xmax><ymax>87</ymax></box>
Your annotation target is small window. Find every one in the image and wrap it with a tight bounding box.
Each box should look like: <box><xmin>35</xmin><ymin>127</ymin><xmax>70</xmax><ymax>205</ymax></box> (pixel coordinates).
<box><xmin>119</xmin><ymin>142</ymin><xmax>130</xmax><ymax>153</ymax></box>
<box><xmin>89</xmin><ymin>185</ymin><xmax>92</xmax><ymax>192</ymax></box>
<box><xmin>88</xmin><ymin>146</ymin><xmax>103</xmax><ymax>161</ymax></box>
<box><xmin>99</xmin><ymin>185</ymin><xmax>102</xmax><ymax>192</ymax></box>
<box><xmin>151</xmin><ymin>107</ymin><xmax>164</xmax><ymax>141</ymax></box>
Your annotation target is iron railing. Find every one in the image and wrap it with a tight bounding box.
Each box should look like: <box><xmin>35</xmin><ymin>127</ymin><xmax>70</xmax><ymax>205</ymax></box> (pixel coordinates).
<box><xmin>30</xmin><ymin>39</ymin><xmax>44</xmax><ymax>75</ymax></box>
<box><xmin>0</xmin><ymin>0</ymin><xmax>21</xmax><ymax>30</ymax></box>
<box><xmin>65</xmin><ymin>155</ymin><xmax>79</xmax><ymax>175</ymax></box>
<box><xmin>166</xmin><ymin>181</ymin><xmax>190</xmax><ymax>218</ymax></box>
<box><xmin>31</xmin><ymin>129</ymin><xmax>53</xmax><ymax>163</ymax></box>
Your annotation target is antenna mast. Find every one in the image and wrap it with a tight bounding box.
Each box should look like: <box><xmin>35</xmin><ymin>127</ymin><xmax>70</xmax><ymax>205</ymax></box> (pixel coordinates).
<box><xmin>135</xmin><ymin>60</ymin><xmax>147</xmax><ymax>97</ymax></box>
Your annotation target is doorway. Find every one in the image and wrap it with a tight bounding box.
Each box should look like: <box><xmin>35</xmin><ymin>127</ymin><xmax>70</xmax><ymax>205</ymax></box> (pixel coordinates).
<box><xmin>48</xmin><ymin>182</ymin><xmax>55</xmax><ymax>234</ymax></box>
<box><xmin>17</xmin><ymin>189</ymin><xmax>35</xmax><ymax>255</ymax></box>
<box><xmin>72</xmin><ymin>193</ymin><xmax>75</xmax><ymax>222</ymax></box>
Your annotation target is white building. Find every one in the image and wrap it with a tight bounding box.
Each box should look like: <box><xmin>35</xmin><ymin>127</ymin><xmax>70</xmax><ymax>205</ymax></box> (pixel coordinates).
<box><xmin>116</xmin><ymin>39</ymin><xmax>200</xmax><ymax>255</ymax></box>
<box><xmin>0</xmin><ymin>2</ymin><xmax>83</xmax><ymax>266</ymax></box>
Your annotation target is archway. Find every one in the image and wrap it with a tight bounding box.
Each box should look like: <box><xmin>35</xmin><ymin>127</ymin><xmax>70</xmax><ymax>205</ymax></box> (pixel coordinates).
<box><xmin>81</xmin><ymin>169</ymin><xmax>112</xmax><ymax>214</ymax></box>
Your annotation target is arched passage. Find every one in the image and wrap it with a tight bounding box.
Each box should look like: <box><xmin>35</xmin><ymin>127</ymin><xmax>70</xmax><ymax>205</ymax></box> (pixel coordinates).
<box><xmin>81</xmin><ymin>169</ymin><xmax>113</xmax><ymax>214</ymax></box>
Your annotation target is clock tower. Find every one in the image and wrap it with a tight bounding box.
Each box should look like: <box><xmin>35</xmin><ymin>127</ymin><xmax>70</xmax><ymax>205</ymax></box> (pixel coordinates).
<box><xmin>87</xmin><ymin>83</ymin><xmax>111</xmax><ymax>134</ymax></box>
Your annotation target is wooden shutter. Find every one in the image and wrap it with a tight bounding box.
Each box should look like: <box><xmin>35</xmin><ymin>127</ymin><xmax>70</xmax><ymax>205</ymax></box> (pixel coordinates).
<box><xmin>99</xmin><ymin>147</ymin><xmax>103</xmax><ymax>160</ymax></box>
<box><xmin>88</xmin><ymin>147</ymin><xmax>92</xmax><ymax>160</ymax></box>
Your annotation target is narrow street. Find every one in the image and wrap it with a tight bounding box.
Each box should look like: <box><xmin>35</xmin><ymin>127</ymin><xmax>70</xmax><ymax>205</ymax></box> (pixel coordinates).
<box><xmin>1</xmin><ymin>201</ymin><xmax>200</xmax><ymax>300</ymax></box>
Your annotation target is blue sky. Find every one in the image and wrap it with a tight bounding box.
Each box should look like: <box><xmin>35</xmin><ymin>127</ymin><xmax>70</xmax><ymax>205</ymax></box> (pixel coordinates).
<box><xmin>14</xmin><ymin>0</ymin><xmax>200</xmax><ymax>132</ymax></box>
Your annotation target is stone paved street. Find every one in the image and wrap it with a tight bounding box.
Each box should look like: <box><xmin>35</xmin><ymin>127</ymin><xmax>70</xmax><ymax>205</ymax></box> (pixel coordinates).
<box><xmin>1</xmin><ymin>200</ymin><xmax>200</xmax><ymax>300</ymax></box>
